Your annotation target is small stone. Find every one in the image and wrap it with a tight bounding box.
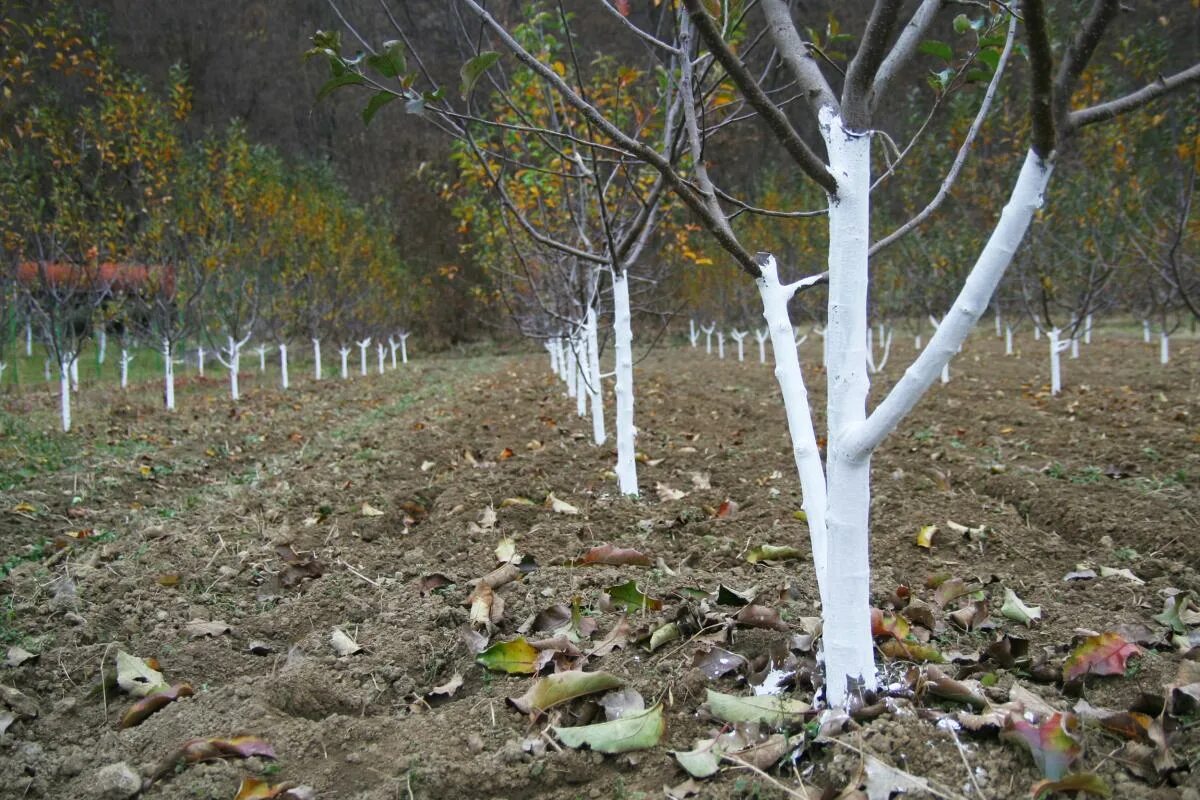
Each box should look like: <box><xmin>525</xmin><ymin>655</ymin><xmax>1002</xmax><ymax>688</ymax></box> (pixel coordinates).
<box><xmin>344</xmin><ymin>752</ymin><xmax>362</xmax><ymax>764</ymax></box>
<box><xmin>91</xmin><ymin>762</ymin><xmax>141</xmax><ymax>800</ymax></box>
<box><xmin>466</xmin><ymin>734</ymin><xmax>485</xmax><ymax>753</ymax></box>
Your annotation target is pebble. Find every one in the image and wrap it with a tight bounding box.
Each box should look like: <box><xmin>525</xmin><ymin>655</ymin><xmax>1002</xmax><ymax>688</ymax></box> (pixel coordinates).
<box><xmin>91</xmin><ymin>762</ymin><xmax>141</xmax><ymax>800</ymax></box>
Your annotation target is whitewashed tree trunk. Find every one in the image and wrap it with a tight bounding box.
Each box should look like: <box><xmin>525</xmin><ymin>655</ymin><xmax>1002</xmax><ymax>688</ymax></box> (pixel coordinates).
<box><xmin>1049</xmin><ymin>328</ymin><xmax>1071</xmax><ymax>395</ymax></box>
<box><xmin>357</xmin><ymin>339</ymin><xmax>371</xmax><ymax>376</ymax></box>
<box><xmin>59</xmin><ymin>359</ymin><xmax>72</xmax><ymax>432</ymax></box>
<box><xmin>731</xmin><ymin>330</ymin><xmax>747</xmax><ymax>361</ymax></box>
<box><xmin>914</xmin><ymin>333</ymin><xmax>922</xmax><ymax>350</ymax></box>
<box><xmin>398</xmin><ymin>332</ymin><xmax>409</xmax><ymax>364</ymax></box>
<box><xmin>70</xmin><ymin>356</ymin><xmax>79</xmax><ymax>392</ymax></box>
<box><xmin>43</xmin><ymin>358</ymin><xmax>50</xmax><ymax>382</ymax></box>
<box><xmin>313</xmin><ymin>339</ymin><xmax>322</xmax><ymax>380</ymax></box>
<box><xmin>216</xmin><ymin>335</ymin><xmax>250</xmax><ymax>401</ymax></box>
<box><xmin>565</xmin><ymin>335</ymin><xmax>578</xmax><ymax>399</ymax></box>
<box><xmin>702</xmin><ymin>324</ymin><xmax>714</xmax><ymax>354</ymax></box>
<box><xmin>612</xmin><ymin>270</ymin><xmax>638</xmax><ymax>496</ymax></box>
<box><xmin>994</xmin><ymin>309</ymin><xmax>1002</xmax><ymax>337</ymax></box>
<box><xmin>279</xmin><ymin>344</ymin><xmax>289</xmax><ymax>390</ymax></box>
<box><xmin>1070</xmin><ymin>336</ymin><xmax>1079</xmax><ymax>359</ymax></box>
<box><xmin>1084</xmin><ymin>314</ymin><xmax>1093</xmax><ymax>344</ymax></box>
<box><xmin>1005</xmin><ymin>325</ymin><xmax>1013</xmax><ymax>355</ymax></box>
<box><xmin>1033</xmin><ymin>326</ymin><xmax>1041</xmax><ymax>341</ymax></box>
<box><xmin>197</xmin><ymin>346</ymin><xmax>205</xmax><ymax>377</ymax></box>
<box><xmin>119</xmin><ymin>349</ymin><xmax>132</xmax><ymax>389</ymax></box>
<box><xmin>874</xmin><ymin>328</ymin><xmax>893</xmax><ymax>372</ymax></box>
<box><xmin>755</xmin><ymin>328</ymin><xmax>768</xmax><ymax>363</ymax></box>
<box><xmin>1142</xmin><ymin>319</ymin><xmax>1151</xmax><ymax>343</ymax></box>
<box><xmin>25</xmin><ymin>319</ymin><xmax>32</xmax><ymax>357</ymax></box>
<box><xmin>163</xmin><ymin>339</ymin><xmax>176</xmax><ymax>411</ymax></box>
<box><xmin>1160</xmin><ymin>331</ymin><xmax>1170</xmax><ymax>365</ymax></box>
<box><xmin>377</xmin><ymin>343</ymin><xmax>386</xmax><ymax>375</ymax></box>
<box><xmin>717</xmin><ymin>330</ymin><xmax>725</xmax><ymax>359</ymax></box>
<box><xmin>389</xmin><ymin>337</ymin><xmax>399</xmax><ymax>369</ymax></box>
<box><xmin>0</xmin><ymin>363</ymin><xmax>6</xmax><ymax>384</ymax></box>
<box><xmin>689</xmin><ymin>318</ymin><xmax>698</xmax><ymax>347</ymax></box>
<box><xmin>257</xmin><ymin>345</ymin><xmax>268</xmax><ymax>372</ymax></box>
<box><xmin>97</xmin><ymin>328</ymin><xmax>107</xmax><ymax>365</ymax></box>
<box><xmin>339</xmin><ymin>347</ymin><xmax>351</xmax><ymax>379</ymax></box>
<box><xmin>575</xmin><ymin>344</ymin><xmax>588</xmax><ymax>418</ymax></box>
<box><xmin>586</xmin><ymin>307</ymin><xmax>606</xmax><ymax>446</ymax></box>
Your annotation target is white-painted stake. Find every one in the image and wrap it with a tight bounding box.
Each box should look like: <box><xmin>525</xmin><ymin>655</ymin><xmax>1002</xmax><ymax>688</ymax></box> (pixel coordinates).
<box><xmin>689</xmin><ymin>318</ymin><xmax>698</xmax><ymax>348</ymax></box>
<box><xmin>197</xmin><ymin>346</ymin><xmax>205</xmax><ymax>377</ymax></box>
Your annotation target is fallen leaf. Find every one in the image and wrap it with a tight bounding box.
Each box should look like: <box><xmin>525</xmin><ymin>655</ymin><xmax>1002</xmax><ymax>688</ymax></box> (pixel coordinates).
<box><xmin>554</xmin><ymin>703</ymin><xmax>665</xmax><ymax>753</ymax></box>
<box><xmin>119</xmin><ymin>683</ymin><xmax>194</xmax><ymax>729</ymax></box>
<box><xmin>499</xmin><ymin>447</ymin><xmax>515</xmax><ymax>460</ymax></box>
<box><xmin>689</xmin><ymin>472</ymin><xmax>711</xmax><ymax>490</ymax></box>
<box><xmin>1001</xmin><ymin>712</ymin><xmax>1081</xmax><ymax>780</ymax></box>
<box><xmin>361</xmin><ymin>503</ymin><xmax>385</xmax><ymax>517</ymax></box>
<box><xmin>879</xmin><ymin>639</ymin><xmax>945</xmax><ymax>663</ymax></box>
<box><xmin>599</xmin><ymin>688</ymin><xmax>645</xmax><ymax>720</ymax></box>
<box><xmin>545</xmin><ymin>493</ymin><xmax>579</xmax><ymax>514</ymax></box>
<box><xmin>494</xmin><ymin>537</ymin><xmax>517</xmax><ymax>564</ymax></box>
<box><xmin>1062</xmin><ymin>632</ymin><xmax>1141</xmax><ymax>682</ymax></box>
<box><xmin>665</xmin><ymin>777</ymin><xmax>704</xmax><ymax>799</ymax></box>
<box><xmin>744</xmin><ymin>544</ymin><xmax>803</xmax><ymax>564</ymax></box>
<box><xmin>1098</xmin><ymin>566</ymin><xmax>1144</xmax><ymax>584</ymax></box>
<box><xmin>116</xmin><ymin>651</ymin><xmax>168</xmax><ymax>697</ymax></box>
<box><xmin>701</xmin><ymin>689</ymin><xmax>809</xmax><ymax>728</ymax></box>
<box><xmin>507</xmin><ymin>671</ymin><xmax>624</xmax><ymax>716</ymax></box>
<box><xmin>330</xmin><ymin>627</ymin><xmax>363</xmax><ymax>657</ymax></box>
<box><xmin>714</xmin><ymin>585</ymin><xmax>757</xmax><ymax>606</ymax></box>
<box><xmin>569</xmin><ymin>543</ymin><xmax>652</xmax><ymax>567</ymax></box>
<box><xmin>4</xmin><ymin>646</ymin><xmax>36</xmax><ymax>668</ymax></box>
<box><xmin>467</xmin><ymin>583</ymin><xmax>504</xmax><ymax>628</ymax></box>
<box><xmin>735</xmin><ymin>605</ymin><xmax>788</xmax><ymax>631</ymax></box>
<box><xmin>148</xmin><ymin>736</ymin><xmax>276</xmax><ymax>788</ymax></box>
<box><xmin>1001</xmin><ymin>588</ymin><xmax>1042</xmax><ymax>627</ymax></box>
<box><xmin>589</xmin><ymin>618</ymin><xmax>631</xmax><ymax>658</ymax></box>
<box><xmin>470</xmin><ymin>506</ymin><xmax>498</xmax><ymax>535</ymax></box>
<box><xmin>0</xmin><ymin>684</ymin><xmax>39</xmax><ymax>718</ymax></box>
<box><xmin>1029</xmin><ymin>773</ymin><xmax>1111</xmax><ymax>798</ymax></box>
<box><xmin>500</xmin><ymin>496</ymin><xmax>536</xmax><ymax>508</ymax></box>
<box><xmin>648</xmin><ymin>622</ymin><xmax>681</xmax><ymax>652</ymax></box>
<box><xmin>713</xmin><ymin>499</ymin><xmax>738</xmax><ymax>519</ymax></box>
<box><xmin>604</xmin><ymin>581</ymin><xmax>663</xmax><ymax>612</ymax></box>
<box><xmin>425</xmin><ymin>673</ymin><xmax>464</xmax><ymax>703</ymax></box>
<box><xmin>417</xmin><ymin>573</ymin><xmax>453</xmax><ymax>595</ymax></box>
<box><xmin>184</xmin><ymin>619</ymin><xmax>232</xmax><ymax>639</ymax></box>
<box><xmin>871</xmin><ymin>608</ymin><xmax>912</xmax><ymax>640</ymax></box>
<box><xmin>10</xmin><ymin>502</ymin><xmax>37</xmax><ymax>515</ymax></box>
<box><xmin>865</xmin><ymin>755</ymin><xmax>937</xmax><ymax>800</ymax></box>
<box><xmin>1153</xmin><ymin>592</ymin><xmax>1196</xmax><ymax>634</ymax></box>
<box><xmin>476</xmin><ymin>637</ymin><xmax>539</xmax><ymax>674</ymax></box>
<box><xmin>655</xmin><ymin>482</ymin><xmax>686</xmax><ymax>502</ymax></box>
<box><xmin>1063</xmin><ymin>568</ymin><xmax>1097</xmax><ymax>582</ymax></box>
<box><xmin>915</xmin><ymin>524</ymin><xmax>937</xmax><ymax>549</ymax></box>
<box><xmin>691</xmin><ymin>646</ymin><xmax>748</xmax><ymax>680</ymax></box>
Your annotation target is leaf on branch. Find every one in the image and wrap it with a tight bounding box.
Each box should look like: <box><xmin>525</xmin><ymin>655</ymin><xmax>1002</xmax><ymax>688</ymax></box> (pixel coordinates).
<box><xmin>365</xmin><ymin>40</ymin><xmax>406</xmax><ymax>78</ymax></box>
<box><xmin>460</xmin><ymin>52</ymin><xmax>501</xmax><ymax>100</ymax></box>
<box><xmin>918</xmin><ymin>40</ymin><xmax>954</xmax><ymax>63</ymax></box>
<box><xmin>316</xmin><ymin>72</ymin><xmax>363</xmax><ymax>102</ymax></box>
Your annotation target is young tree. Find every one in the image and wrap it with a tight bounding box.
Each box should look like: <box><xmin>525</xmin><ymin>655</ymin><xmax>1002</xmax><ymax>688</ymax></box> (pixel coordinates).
<box><xmin>315</xmin><ymin>0</ymin><xmax>1199</xmax><ymax>708</ymax></box>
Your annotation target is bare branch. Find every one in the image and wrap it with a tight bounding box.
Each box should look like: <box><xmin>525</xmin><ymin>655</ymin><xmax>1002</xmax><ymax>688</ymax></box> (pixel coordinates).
<box><xmin>870</xmin><ymin>0</ymin><xmax>944</xmax><ymax>113</ymax></box>
<box><xmin>760</xmin><ymin>0</ymin><xmax>838</xmax><ymax>115</ymax></box>
<box><xmin>841</xmin><ymin>0</ymin><xmax>904</xmax><ymax>128</ymax></box>
<box><xmin>1022</xmin><ymin>0</ymin><xmax>1056</xmax><ymax>157</ymax></box>
<box><xmin>1068</xmin><ymin>64</ymin><xmax>1200</xmax><ymax>132</ymax></box>
<box><xmin>1052</xmin><ymin>0</ymin><xmax>1120</xmax><ymax>128</ymax></box>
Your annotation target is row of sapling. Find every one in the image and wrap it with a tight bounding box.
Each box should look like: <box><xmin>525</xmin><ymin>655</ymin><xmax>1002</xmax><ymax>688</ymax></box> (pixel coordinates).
<box><xmin>318</xmin><ymin>0</ymin><xmax>1199</xmax><ymax>708</ymax></box>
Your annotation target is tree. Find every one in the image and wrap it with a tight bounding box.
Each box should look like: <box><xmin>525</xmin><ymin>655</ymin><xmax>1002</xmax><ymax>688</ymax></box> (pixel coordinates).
<box><xmin>314</xmin><ymin>0</ymin><xmax>1200</xmax><ymax>707</ymax></box>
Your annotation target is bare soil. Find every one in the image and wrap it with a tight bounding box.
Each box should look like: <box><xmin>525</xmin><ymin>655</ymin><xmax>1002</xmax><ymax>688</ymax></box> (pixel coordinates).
<box><xmin>0</xmin><ymin>331</ymin><xmax>1197</xmax><ymax>800</ymax></box>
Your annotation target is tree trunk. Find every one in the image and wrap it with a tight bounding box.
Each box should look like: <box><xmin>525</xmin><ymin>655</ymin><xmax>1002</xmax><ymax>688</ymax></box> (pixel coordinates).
<box><xmin>1160</xmin><ymin>331</ymin><xmax>1169</xmax><ymax>365</ymax></box>
<box><xmin>1050</xmin><ymin>328</ymin><xmax>1064</xmax><ymax>395</ymax></box>
<box><xmin>120</xmin><ymin>350</ymin><xmax>129</xmax><ymax>389</ymax></box>
<box><xmin>163</xmin><ymin>340</ymin><xmax>176</xmax><ymax>411</ymax></box>
<box><xmin>60</xmin><ymin>360</ymin><xmax>71</xmax><ymax>432</ymax></box>
<box><xmin>280</xmin><ymin>344</ymin><xmax>289</xmax><ymax>389</ymax></box>
<box><xmin>313</xmin><ymin>339</ymin><xmax>322</xmax><ymax>380</ymax></box>
<box><xmin>587</xmin><ymin>306</ymin><xmax>606</xmax><ymax>446</ymax></box>
<box><xmin>340</xmin><ymin>349</ymin><xmax>350</xmax><ymax>379</ymax></box>
<box><xmin>1005</xmin><ymin>325</ymin><xmax>1013</xmax><ymax>355</ymax></box>
<box><xmin>612</xmin><ymin>269</ymin><xmax>638</xmax><ymax>496</ymax></box>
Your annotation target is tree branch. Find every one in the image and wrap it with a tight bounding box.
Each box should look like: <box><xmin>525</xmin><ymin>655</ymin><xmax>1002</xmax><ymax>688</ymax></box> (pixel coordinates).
<box><xmin>1052</xmin><ymin>0</ymin><xmax>1120</xmax><ymax>129</ymax></box>
<box><xmin>1068</xmin><ymin>64</ymin><xmax>1200</xmax><ymax>131</ymax></box>
<box><xmin>759</xmin><ymin>0</ymin><xmax>838</xmax><ymax>116</ymax></box>
<box><xmin>870</xmin><ymin>0</ymin><xmax>944</xmax><ymax>113</ymax></box>
<box><xmin>841</xmin><ymin>0</ymin><xmax>904</xmax><ymax>128</ymax></box>
<box><xmin>1022</xmin><ymin>0</ymin><xmax>1056</xmax><ymax>157</ymax></box>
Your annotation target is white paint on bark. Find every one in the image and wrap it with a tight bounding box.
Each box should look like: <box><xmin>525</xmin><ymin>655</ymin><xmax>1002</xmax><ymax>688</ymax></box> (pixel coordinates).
<box><xmin>612</xmin><ymin>270</ymin><xmax>638</xmax><ymax>496</ymax></box>
<box><xmin>163</xmin><ymin>339</ymin><xmax>176</xmax><ymax>411</ymax></box>
<box><xmin>731</xmin><ymin>329</ymin><xmax>747</xmax><ymax>361</ymax></box>
<box><xmin>1005</xmin><ymin>325</ymin><xmax>1013</xmax><ymax>355</ymax></box>
<box><xmin>755</xmin><ymin>328</ymin><xmax>768</xmax><ymax>363</ymax></box>
<box><xmin>339</xmin><ymin>347</ymin><xmax>351</xmax><ymax>379</ymax></box>
<box><xmin>59</xmin><ymin>358</ymin><xmax>72</xmax><ymax>432</ymax></box>
<box><xmin>313</xmin><ymin>339</ymin><xmax>322</xmax><ymax>380</ymax></box>
<box><xmin>357</xmin><ymin>339</ymin><xmax>371</xmax><ymax>377</ymax></box>
<box><xmin>717</xmin><ymin>330</ymin><xmax>725</xmax><ymax>360</ymax></box>
<box><xmin>280</xmin><ymin>344</ymin><xmax>289</xmax><ymax>389</ymax></box>
<box><xmin>1160</xmin><ymin>331</ymin><xmax>1170</xmax><ymax>365</ymax></box>
<box><xmin>586</xmin><ymin>306</ymin><xmax>606</xmax><ymax>446</ymax></box>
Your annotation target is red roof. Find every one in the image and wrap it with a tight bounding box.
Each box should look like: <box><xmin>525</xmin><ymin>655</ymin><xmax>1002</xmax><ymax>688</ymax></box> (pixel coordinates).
<box><xmin>17</xmin><ymin>262</ymin><xmax>175</xmax><ymax>295</ymax></box>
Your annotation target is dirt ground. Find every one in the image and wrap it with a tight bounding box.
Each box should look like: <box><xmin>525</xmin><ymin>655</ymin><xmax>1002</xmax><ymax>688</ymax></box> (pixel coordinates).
<box><xmin>0</xmin><ymin>329</ymin><xmax>1197</xmax><ymax>800</ymax></box>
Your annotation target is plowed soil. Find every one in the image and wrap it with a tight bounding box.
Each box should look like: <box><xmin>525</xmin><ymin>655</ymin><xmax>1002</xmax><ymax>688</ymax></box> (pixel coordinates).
<box><xmin>0</xmin><ymin>330</ymin><xmax>1197</xmax><ymax>800</ymax></box>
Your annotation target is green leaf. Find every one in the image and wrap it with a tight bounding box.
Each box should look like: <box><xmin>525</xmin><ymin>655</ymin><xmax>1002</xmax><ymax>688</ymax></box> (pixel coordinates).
<box><xmin>317</xmin><ymin>72</ymin><xmax>364</xmax><ymax>102</ymax></box>
<box><xmin>701</xmin><ymin>689</ymin><xmax>810</xmax><ymax>728</ymax></box>
<box><xmin>744</xmin><ymin>544</ymin><xmax>803</xmax><ymax>564</ymax></box>
<box><xmin>648</xmin><ymin>622</ymin><xmax>681</xmax><ymax>652</ymax></box>
<box><xmin>674</xmin><ymin>743</ymin><xmax>722</xmax><ymax>778</ymax></box>
<box><xmin>361</xmin><ymin>92</ymin><xmax>397</xmax><ymax>125</ymax></box>
<box><xmin>1031</xmin><ymin>773</ymin><xmax>1112</xmax><ymax>799</ymax></box>
<box><xmin>977</xmin><ymin>49</ymin><xmax>1001</xmax><ymax>71</ymax></box>
<box><xmin>604</xmin><ymin>580</ymin><xmax>663</xmax><ymax>611</ymax></box>
<box><xmin>460</xmin><ymin>51</ymin><xmax>502</xmax><ymax>100</ymax></box>
<box><xmin>475</xmin><ymin>637</ymin><xmax>539</xmax><ymax>674</ymax></box>
<box><xmin>366</xmin><ymin>40</ymin><xmax>406</xmax><ymax>78</ymax></box>
<box><xmin>964</xmin><ymin>68</ymin><xmax>993</xmax><ymax>83</ymax></box>
<box><xmin>507</xmin><ymin>671</ymin><xmax>624</xmax><ymax>716</ymax></box>
<box><xmin>116</xmin><ymin>651</ymin><xmax>169</xmax><ymax>697</ymax></box>
<box><xmin>1000</xmin><ymin>587</ymin><xmax>1042</xmax><ymax>627</ymax></box>
<box><xmin>952</xmin><ymin>14</ymin><xmax>972</xmax><ymax>34</ymax></box>
<box><xmin>1153</xmin><ymin>592</ymin><xmax>1194</xmax><ymax>634</ymax></box>
<box><xmin>918</xmin><ymin>40</ymin><xmax>954</xmax><ymax>63</ymax></box>
<box><xmin>554</xmin><ymin>703</ymin><xmax>665</xmax><ymax>753</ymax></box>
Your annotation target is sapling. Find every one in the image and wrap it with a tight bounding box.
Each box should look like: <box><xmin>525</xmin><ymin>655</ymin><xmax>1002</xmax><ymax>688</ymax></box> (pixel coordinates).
<box><xmin>162</xmin><ymin>339</ymin><xmax>177</xmax><ymax>410</ymax></box>
<box><xmin>545</xmin><ymin>340</ymin><xmax>558</xmax><ymax>375</ymax></box>
<box><xmin>701</xmin><ymin>322</ymin><xmax>715</xmax><ymax>354</ymax></box>
<box><xmin>377</xmin><ymin>342</ymin><xmax>385</xmax><ymax>374</ymax></box>
<box><xmin>42</xmin><ymin>358</ymin><xmax>50</xmax><ymax>382</ymax></box>
<box><xmin>717</xmin><ymin>330</ymin><xmax>725</xmax><ymax>359</ymax></box>
<box><xmin>397</xmin><ymin>330</ymin><xmax>410</xmax><ymax>364</ymax></box>
<box><xmin>1142</xmin><ymin>319</ymin><xmax>1151</xmax><ymax>343</ymax></box>
<box><xmin>586</xmin><ymin>306</ymin><xmax>605</xmax><ymax>446</ymax></box>
<box><xmin>339</xmin><ymin>346</ymin><xmax>351</xmax><ymax>379</ymax></box>
<box><xmin>565</xmin><ymin>334</ymin><xmax>578</xmax><ymax>399</ymax></box>
<box><xmin>357</xmin><ymin>338</ymin><xmax>371</xmax><ymax>376</ymax></box>
<box><xmin>312</xmin><ymin>338</ymin><xmax>322</xmax><ymax>380</ymax></box>
<box><xmin>575</xmin><ymin>341</ymin><xmax>588</xmax><ymax>417</ymax></box>
<box><xmin>612</xmin><ymin>270</ymin><xmax>637</xmax><ymax>495</ymax></box>
<box><xmin>688</xmin><ymin>318</ymin><xmax>699</xmax><ymax>347</ymax></box>
<box><xmin>730</xmin><ymin>329</ymin><xmax>747</xmax><ymax>361</ymax></box>
<box><xmin>1070</xmin><ymin>335</ymin><xmax>1080</xmax><ymax>359</ymax></box>
<box><xmin>755</xmin><ymin>328</ymin><xmax>768</xmax><ymax>363</ymax></box>
<box><xmin>279</xmin><ymin>344</ymin><xmax>289</xmax><ymax>389</ymax></box>
<box><xmin>24</xmin><ymin>319</ymin><xmax>31</xmax><ymax>357</ymax></box>
<box><xmin>388</xmin><ymin>336</ymin><xmax>399</xmax><ymax>369</ymax></box>
<box><xmin>914</xmin><ymin>333</ymin><xmax>922</xmax><ymax>350</ymax></box>
<box><xmin>119</xmin><ymin>350</ymin><xmax>133</xmax><ymax>389</ymax></box>
<box><xmin>1084</xmin><ymin>314</ymin><xmax>1093</xmax><ymax>344</ymax></box>
<box><xmin>58</xmin><ymin>352</ymin><xmax>74</xmax><ymax>432</ymax></box>
<box><xmin>215</xmin><ymin>333</ymin><xmax>252</xmax><ymax>401</ymax></box>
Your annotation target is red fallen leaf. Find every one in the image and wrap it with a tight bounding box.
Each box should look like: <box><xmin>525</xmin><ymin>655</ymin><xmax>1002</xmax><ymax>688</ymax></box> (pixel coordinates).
<box><xmin>1001</xmin><ymin>712</ymin><xmax>1081</xmax><ymax>780</ymax></box>
<box><xmin>148</xmin><ymin>736</ymin><xmax>277</xmax><ymax>788</ymax></box>
<box><xmin>735</xmin><ymin>605</ymin><xmax>788</xmax><ymax>631</ymax></box>
<box><xmin>119</xmin><ymin>683</ymin><xmax>194</xmax><ymax>729</ymax></box>
<box><xmin>713</xmin><ymin>499</ymin><xmax>737</xmax><ymax>519</ymax></box>
<box><xmin>499</xmin><ymin>447</ymin><xmax>515</xmax><ymax>460</ymax></box>
<box><xmin>1062</xmin><ymin>632</ymin><xmax>1142</xmax><ymax>682</ymax></box>
<box><xmin>871</xmin><ymin>608</ymin><xmax>912</xmax><ymax>640</ymax></box>
<box><xmin>569</xmin><ymin>543</ymin><xmax>652</xmax><ymax>567</ymax></box>
<box><xmin>1029</xmin><ymin>773</ymin><xmax>1111</xmax><ymax>798</ymax></box>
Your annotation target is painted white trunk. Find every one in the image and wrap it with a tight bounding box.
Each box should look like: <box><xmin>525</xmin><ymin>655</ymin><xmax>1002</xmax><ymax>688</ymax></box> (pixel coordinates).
<box><xmin>1005</xmin><ymin>325</ymin><xmax>1013</xmax><ymax>355</ymax></box>
<box><xmin>313</xmin><ymin>339</ymin><xmax>322</xmax><ymax>380</ymax></box>
<box><xmin>554</xmin><ymin>337</ymin><xmax>566</xmax><ymax>380</ymax></box>
<box><xmin>612</xmin><ymin>270</ymin><xmax>638</xmax><ymax>496</ymax></box>
<box><xmin>586</xmin><ymin>307</ymin><xmax>605</xmax><ymax>446</ymax></box>
<box><xmin>226</xmin><ymin>337</ymin><xmax>241</xmax><ymax>401</ymax></box>
<box><xmin>819</xmin><ymin>110</ymin><xmax>877</xmax><ymax>708</ymax></box>
<box><xmin>1070</xmin><ymin>336</ymin><xmax>1079</xmax><ymax>359</ymax></box>
<box><xmin>994</xmin><ymin>310</ymin><xmax>1002</xmax><ymax>337</ymax></box>
<box><xmin>257</xmin><ymin>345</ymin><xmax>268</xmax><ymax>372</ymax></box>
<box><xmin>575</xmin><ymin>341</ymin><xmax>588</xmax><ymax>418</ymax></box>
<box><xmin>755</xmin><ymin>329</ymin><xmax>768</xmax><ymax>363</ymax></box>
<box><xmin>717</xmin><ymin>331</ymin><xmax>725</xmax><ymax>360</ymax></box>
<box><xmin>43</xmin><ymin>358</ymin><xmax>50</xmax><ymax>382</ymax></box>
<box><xmin>280</xmin><ymin>344</ymin><xmax>289</xmax><ymax>389</ymax></box>
<box><xmin>25</xmin><ymin>320</ymin><xmax>31</xmax><ymax>357</ymax></box>
<box><xmin>689</xmin><ymin>318</ymin><xmax>697</xmax><ymax>347</ymax></box>
<box><xmin>399</xmin><ymin>334</ymin><xmax>409</xmax><ymax>364</ymax></box>
<box><xmin>914</xmin><ymin>334</ymin><xmax>922</xmax><ymax>350</ymax></box>
<box><xmin>565</xmin><ymin>337</ymin><xmax>578</xmax><ymax>398</ymax></box>
<box><xmin>1160</xmin><ymin>331</ymin><xmax>1169</xmax><ymax>365</ymax></box>
<box><xmin>340</xmin><ymin>348</ymin><xmax>350</xmax><ymax>379</ymax></box>
<box><xmin>1033</xmin><ymin>326</ymin><xmax>1041</xmax><ymax>341</ymax></box>
<box><xmin>1142</xmin><ymin>319</ymin><xmax>1151</xmax><ymax>343</ymax></box>
<box><xmin>940</xmin><ymin>363</ymin><xmax>950</xmax><ymax>384</ymax></box>
<box><xmin>757</xmin><ymin>257</ymin><xmax>829</xmax><ymax>609</ymax></box>
<box><xmin>70</xmin><ymin>357</ymin><xmax>79</xmax><ymax>392</ymax></box>
<box><xmin>1049</xmin><ymin>328</ymin><xmax>1064</xmax><ymax>395</ymax></box>
<box><xmin>703</xmin><ymin>327</ymin><xmax>714</xmax><ymax>354</ymax></box>
<box><xmin>389</xmin><ymin>338</ymin><xmax>399</xmax><ymax>370</ymax></box>
<box><xmin>198</xmin><ymin>347</ymin><xmax>205</xmax><ymax>377</ymax></box>
<box><xmin>1084</xmin><ymin>314</ymin><xmax>1093</xmax><ymax>344</ymax></box>
<box><xmin>97</xmin><ymin>329</ymin><xmax>107</xmax><ymax>364</ymax></box>
<box><xmin>378</xmin><ymin>343</ymin><xmax>386</xmax><ymax>375</ymax></box>
<box><xmin>120</xmin><ymin>350</ymin><xmax>130</xmax><ymax>388</ymax></box>
<box><xmin>60</xmin><ymin>362</ymin><xmax>71</xmax><ymax>432</ymax></box>
<box><xmin>358</xmin><ymin>340</ymin><xmax>370</xmax><ymax>376</ymax></box>
<box><xmin>732</xmin><ymin>331</ymin><xmax>746</xmax><ymax>362</ymax></box>
<box><xmin>163</xmin><ymin>340</ymin><xmax>176</xmax><ymax>411</ymax></box>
